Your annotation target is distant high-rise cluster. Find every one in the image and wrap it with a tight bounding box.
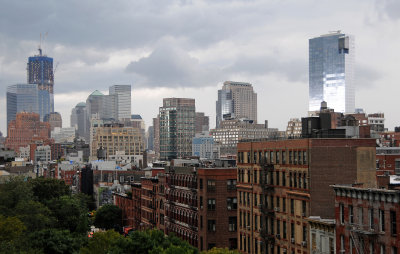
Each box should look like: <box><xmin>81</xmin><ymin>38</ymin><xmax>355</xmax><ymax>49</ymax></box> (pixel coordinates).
<box><xmin>309</xmin><ymin>31</ymin><xmax>355</xmax><ymax>113</ymax></box>
<box><xmin>216</xmin><ymin>81</ymin><xmax>257</xmax><ymax>128</ymax></box>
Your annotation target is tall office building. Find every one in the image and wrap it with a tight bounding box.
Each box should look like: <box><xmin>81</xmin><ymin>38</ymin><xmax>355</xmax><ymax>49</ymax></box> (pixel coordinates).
<box><xmin>159</xmin><ymin>98</ymin><xmax>195</xmax><ymax>160</ymax></box>
<box><xmin>70</xmin><ymin>102</ymin><xmax>87</xmax><ymax>139</ymax></box>
<box><xmin>309</xmin><ymin>31</ymin><xmax>355</xmax><ymax>113</ymax></box>
<box><xmin>6</xmin><ymin>84</ymin><xmax>39</xmax><ymax>127</ymax></box>
<box><xmin>216</xmin><ymin>81</ymin><xmax>257</xmax><ymax>128</ymax></box>
<box><xmin>195</xmin><ymin>112</ymin><xmax>209</xmax><ymax>134</ymax></box>
<box><xmin>109</xmin><ymin>85</ymin><xmax>131</xmax><ymax>120</ymax></box>
<box><xmin>43</xmin><ymin>112</ymin><xmax>62</xmax><ymax>131</ymax></box>
<box><xmin>27</xmin><ymin>48</ymin><xmax>54</xmax><ymax>120</ymax></box>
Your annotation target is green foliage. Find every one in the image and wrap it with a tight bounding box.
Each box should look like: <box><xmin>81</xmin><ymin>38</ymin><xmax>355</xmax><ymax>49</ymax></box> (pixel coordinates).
<box><xmin>0</xmin><ymin>177</ymin><xmax>90</xmax><ymax>253</ymax></box>
<box><xmin>94</xmin><ymin>204</ymin><xmax>122</xmax><ymax>230</ymax></box>
<box><xmin>80</xmin><ymin>230</ymin><xmax>124</xmax><ymax>254</ymax></box>
<box><xmin>28</xmin><ymin>228</ymin><xmax>87</xmax><ymax>254</ymax></box>
<box><xmin>80</xmin><ymin>229</ymin><xmax>198</xmax><ymax>254</ymax></box>
<box><xmin>201</xmin><ymin>247</ymin><xmax>240</xmax><ymax>254</ymax></box>
<box><xmin>29</xmin><ymin>177</ymin><xmax>71</xmax><ymax>202</ymax></box>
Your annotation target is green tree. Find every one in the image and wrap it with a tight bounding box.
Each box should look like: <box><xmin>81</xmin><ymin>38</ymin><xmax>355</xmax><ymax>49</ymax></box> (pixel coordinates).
<box><xmin>94</xmin><ymin>204</ymin><xmax>122</xmax><ymax>230</ymax></box>
<box><xmin>28</xmin><ymin>228</ymin><xmax>86</xmax><ymax>254</ymax></box>
<box><xmin>29</xmin><ymin>178</ymin><xmax>70</xmax><ymax>203</ymax></box>
<box><xmin>0</xmin><ymin>215</ymin><xmax>26</xmax><ymax>253</ymax></box>
<box><xmin>201</xmin><ymin>247</ymin><xmax>240</xmax><ymax>254</ymax></box>
<box><xmin>80</xmin><ymin>230</ymin><xmax>124</xmax><ymax>254</ymax></box>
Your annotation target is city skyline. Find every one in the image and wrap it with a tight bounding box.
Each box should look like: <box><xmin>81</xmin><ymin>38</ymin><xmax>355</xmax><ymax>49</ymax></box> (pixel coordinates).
<box><xmin>0</xmin><ymin>1</ymin><xmax>399</xmax><ymax>134</ymax></box>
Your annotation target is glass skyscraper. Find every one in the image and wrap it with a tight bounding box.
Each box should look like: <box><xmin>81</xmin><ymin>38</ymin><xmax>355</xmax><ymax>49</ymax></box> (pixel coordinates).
<box><xmin>6</xmin><ymin>84</ymin><xmax>39</xmax><ymax>127</ymax></box>
<box><xmin>216</xmin><ymin>81</ymin><xmax>257</xmax><ymax>128</ymax></box>
<box><xmin>309</xmin><ymin>32</ymin><xmax>355</xmax><ymax>113</ymax></box>
<box><xmin>27</xmin><ymin>49</ymin><xmax>54</xmax><ymax>120</ymax></box>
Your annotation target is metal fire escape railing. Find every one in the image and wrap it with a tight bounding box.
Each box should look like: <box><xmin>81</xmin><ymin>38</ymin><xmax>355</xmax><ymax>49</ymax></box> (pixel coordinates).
<box><xmin>258</xmin><ymin>158</ymin><xmax>276</xmax><ymax>252</ymax></box>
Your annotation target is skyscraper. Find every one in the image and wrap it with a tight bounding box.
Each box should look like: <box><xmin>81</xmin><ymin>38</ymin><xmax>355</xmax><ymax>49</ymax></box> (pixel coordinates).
<box><xmin>6</xmin><ymin>84</ymin><xmax>39</xmax><ymax>127</ymax></box>
<box><xmin>216</xmin><ymin>81</ymin><xmax>257</xmax><ymax>128</ymax></box>
<box><xmin>70</xmin><ymin>102</ymin><xmax>87</xmax><ymax>139</ymax></box>
<box><xmin>109</xmin><ymin>85</ymin><xmax>131</xmax><ymax>120</ymax></box>
<box><xmin>309</xmin><ymin>31</ymin><xmax>355</xmax><ymax>113</ymax></box>
<box><xmin>159</xmin><ymin>98</ymin><xmax>195</xmax><ymax>160</ymax></box>
<box><xmin>27</xmin><ymin>48</ymin><xmax>54</xmax><ymax>120</ymax></box>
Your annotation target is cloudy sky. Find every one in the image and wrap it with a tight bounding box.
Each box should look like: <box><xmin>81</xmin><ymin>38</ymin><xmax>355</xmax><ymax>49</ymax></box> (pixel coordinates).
<box><xmin>0</xmin><ymin>0</ymin><xmax>399</xmax><ymax>134</ymax></box>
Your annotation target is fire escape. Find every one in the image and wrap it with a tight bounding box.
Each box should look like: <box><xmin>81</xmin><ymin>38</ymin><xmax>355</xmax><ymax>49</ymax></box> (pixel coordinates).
<box><xmin>259</xmin><ymin>158</ymin><xmax>275</xmax><ymax>254</ymax></box>
<box><xmin>347</xmin><ymin>223</ymin><xmax>381</xmax><ymax>254</ymax></box>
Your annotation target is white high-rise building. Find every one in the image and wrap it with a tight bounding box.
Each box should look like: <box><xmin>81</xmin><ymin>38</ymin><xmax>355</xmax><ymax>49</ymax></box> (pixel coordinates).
<box><xmin>309</xmin><ymin>31</ymin><xmax>355</xmax><ymax>113</ymax></box>
<box><xmin>216</xmin><ymin>81</ymin><xmax>257</xmax><ymax>128</ymax></box>
<box><xmin>109</xmin><ymin>85</ymin><xmax>131</xmax><ymax>120</ymax></box>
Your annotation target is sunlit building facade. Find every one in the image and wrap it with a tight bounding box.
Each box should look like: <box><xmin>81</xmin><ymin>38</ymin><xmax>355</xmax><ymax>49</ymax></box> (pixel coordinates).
<box><xmin>309</xmin><ymin>32</ymin><xmax>355</xmax><ymax>114</ymax></box>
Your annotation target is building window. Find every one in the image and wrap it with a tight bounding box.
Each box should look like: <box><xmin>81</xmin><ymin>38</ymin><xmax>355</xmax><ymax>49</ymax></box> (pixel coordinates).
<box><xmin>290</xmin><ymin>199</ymin><xmax>294</xmax><ymax>214</ymax></box>
<box><xmin>302</xmin><ymin>225</ymin><xmax>307</xmax><ymax>242</ymax></box>
<box><xmin>200</xmin><ymin>179</ymin><xmax>203</xmax><ymax>189</ymax></box>
<box><xmin>276</xmin><ymin>151</ymin><xmax>280</xmax><ymax>164</ymax></box>
<box><xmin>289</xmin><ymin>151</ymin><xmax>292</xmax><ymax>164</ymax></box>
<box><xmin>340</xmin><ymin>235</ymin><xmax>344</xmax><ymax>252</ymax></box>
<box><xmin>291</xmin><ymin>222</ymin><xmax>294</xmax><ymax>239</ymax></box>
<box><xmin>200</xmin><ymin>196</ymin><xmax>203</xmax><ymax>209</ymax></box>
<box><xmin>276</xmin><ymin>171</ymin><xmax>280</xmax><ymax>186</ymax></box>
<box><xmin>247</xmin><ymin>192</ymin><xmax>250</xmax><ymax>207</ymax></box>
<box><xmin>283</xmin><ymin>197</ymin><xmax>286</xmax><ymax>212</ymax></box>
<box><xmin>349</xmin><ymin>205</ymin><xmax>354</xmax><ymax>224</ymax></box>
<box><xmin>247</xmin><ymin>170</ymin><xmax>250</xmax><ymax>183</ymax></box>
<box><xmin>395</xmin><ymin>160</ymin><xmax>400</xmax><ymax>174</ymax></box>
<box><xmin>289</xmin><ymin>172</ymin><xmax>293</xmax><ymax>187</ymax></box>
<box><xmin>379</xmin><ymin>209</ymin><xmax>385</xmax><ymax>232</ymax></box>
<box><xmin>390</xmin><ymin>210</ymin><xmax>397</xmax><ymax>236</ymax></box>
<box><xmin>200</xmin><ymin>215</ymin><xmax>203</xmax><ymax>229</ymax></box>
<box><xmin>208</xmin><ymin>199</ymin><xmax>216</xmax><ymax>210</ymax></box>
<box><xmin>391</xmin><ymin>247</ymin><xmax>397</xmax><ymax>254</ymax></box>
<box><xmin>228</xmin><ymin>216</ymin><xmax>237</xmax><ymax>232</ymax></box>
<box><xmin>369</xmin><ymin>208</ymin><xmax>374</xmax><ymax>230</ymax></box>
<box><xmin>381</xmin><ymin>244</ymin><xmax>386</xmax><ymax>254</ymax></box>
<box><xmin>283</xmin><ymin>221</ymin><xmax>287</xmax><ymax>239</ymax></box>
<box><xmin>270</xmin><ymin>151</ymin><xmax>274</xmax><ymax>164</ymax></box>
<box><xmin>358</xmin><ymin>207</ymin><xmax>364</xmax><ymax>226</ymax></box>
<box><xmin>227</xmin><ymin>197</ymin><xmax>237</xmax><ymax>210</ymax></box>
<box><xmin>294</xmin><ymin>151</ymin><xmax>297</xmax><ymax>164</ymax></box>
<box><xmin>340</xmin><ymin>203</ymin><xmax>344</xmax><ymax>224</ymax></box>
<box><xmin>282</xmin><ymin>172</ymin><xmax>286</xmax><ymax>186</ymax></box>
<box><xmin>207</xmin><ymin>180</ymin><xmax>216</xmax><ymax>191</ymax></box>
<box><xmin>208</xmin><ymin>220</ymin><xmax>216</xmax><ymax>232</ymax></box>
<box><xmin>227</xmin><ymin>179</ymin><xmax>236</xmax><ymax>190</ymax></box>
<box><xmin>302</xmin><ymin>200</ymin><xmax>306</xmax><ymax>216</ymax></box>
<box><xmin>208</xmin><ymin>243</ymin><xmax>216</xmax><ymax>250</ymax></box>
<box><xmin>303</xmin><ymin>151</ymin><xmax>307</xmax><ymax>164</ymax></box>
<box><xmin>254</xmin><ymin>194</ymin><xmax>258</xmax><ymax>206</ymax></box>
<box><xmin>282</xmin><ymin>151</ymin><xmax>286</xmax><ymax>164</ymax></box>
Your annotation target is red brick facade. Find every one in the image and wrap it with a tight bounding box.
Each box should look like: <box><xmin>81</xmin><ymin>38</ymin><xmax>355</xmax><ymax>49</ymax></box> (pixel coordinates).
<box><xmin>236</xmin><ymin>138</ymin><xmax>377</xmax><ymax>254</ymax></box>
<box><xmin>5</xmin><ymin>112</ymin><xmax>52</xmax><ymax>153</ymax></box>
<box><xmin>333</xmin><ymin>185</ymin><xmax>400</xmax><ymax>254</ymax></box>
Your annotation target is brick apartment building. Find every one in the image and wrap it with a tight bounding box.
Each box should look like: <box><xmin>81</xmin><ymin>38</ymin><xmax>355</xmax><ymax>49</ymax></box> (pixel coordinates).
<box><xmin>197</xmin><ymin>168</ymin><xmax>237</xmax><ymax>251</ymax></box>
<box><xmin>376</xmin><ymin>147</ymin><xmax>400</xmax><ymax>176</ymax></box>
<box><xmin>333</xmin><ymin>185</ymin><xmax>400</xmax><ymax>254</ymax></box>
<box><xmin>165</xmin><ymin>168</ymin><xmax>199</xmax><ymax>247</ymax></box>
<box><xmin>5</xmin><ymin>112</ymin><xmax>52</xmax><ymax>153</ymax></box>
<box><xmin>113</xmin><ymin>167</ymin><xmax>238</xmax><ymax>251</ymax></box>
<box><xmin>236</xmin><ymin>138</ymin><xmax>376</xmax><ymax>254</ymax></box>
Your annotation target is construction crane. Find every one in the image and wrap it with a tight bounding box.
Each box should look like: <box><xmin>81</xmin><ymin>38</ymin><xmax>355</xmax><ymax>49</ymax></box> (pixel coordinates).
<box><xmin>38</xmin><ymin>32</ymin><xmax>48</xmax><ymax>56</ymax></box>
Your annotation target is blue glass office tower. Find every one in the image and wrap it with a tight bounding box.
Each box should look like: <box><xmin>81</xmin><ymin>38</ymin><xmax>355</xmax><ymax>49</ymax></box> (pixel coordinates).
<box><xmin>6</xmin><ymin>84</ymin><xmax>39</xmax><ymax>126</ymax></box>
<box><xmin>27</xmin><ymin>49</ymin><xmax>54</xmax><ymax>120</ymax></box>
<box><xmin>309</xmin><ymin>32</ymin><xmax>355</xmax><ymax>113</ymax></box>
